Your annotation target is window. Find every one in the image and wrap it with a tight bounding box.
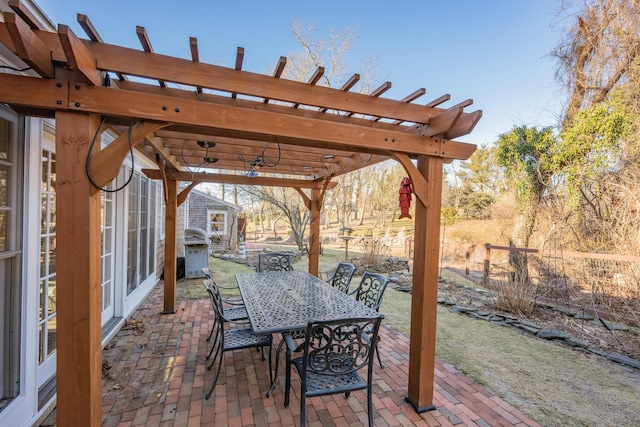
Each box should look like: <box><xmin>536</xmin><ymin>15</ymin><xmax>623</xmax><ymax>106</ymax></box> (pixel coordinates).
<box><xmin>126</xmin><ymin>172</ymin><xmax>138</xmax><ymax>294</ymax></box>
<box><xmin>101</xmin><ymin>185</ymin><xmax>115</xmax><ymax>318</ymax></box>
<box><xmin>0</xmin><ymin>113</ymin><xmax>22</xmax><ymax>412</ymax></box>
<box><xmin>208</xmin><ymin>211</ymin><xmax>226</xmax><ymax>236</ymax></box>
<box><xmin>38</xmin><ymin>149</ymin><xmax>56</xmax><ymax>365</ymax></box>
<box><xmin>126</xmin><ymin>169</ymin><xmax>157</xmax><ymax>295</ymax></box>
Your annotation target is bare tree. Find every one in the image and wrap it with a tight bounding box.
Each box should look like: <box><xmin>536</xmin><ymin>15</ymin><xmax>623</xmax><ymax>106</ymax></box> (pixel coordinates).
<box><xmin>247</xmin><ymin>21</ymin><xmax>383</xmax><ymax>249</ymax></box>
<box><xmin>243</xmin><ymin>186</ymin><xmax>309</xmax><ymax>249</ymax></box>
<box><xmin>552</xmin><ymin>0</ymin><xmax>640</xmax><ymax>253</ymax></box>
<box><xmin>554</xmin><ymin>0</ymin><xmax>640</xmax><ymax>129</ymax></box>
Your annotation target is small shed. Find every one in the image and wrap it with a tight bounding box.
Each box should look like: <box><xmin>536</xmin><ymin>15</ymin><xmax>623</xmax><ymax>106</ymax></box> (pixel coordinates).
<box><xmin>185</xmin><ymin>188</ymin><xmax>242</xmax><ymax>253</ymax></box>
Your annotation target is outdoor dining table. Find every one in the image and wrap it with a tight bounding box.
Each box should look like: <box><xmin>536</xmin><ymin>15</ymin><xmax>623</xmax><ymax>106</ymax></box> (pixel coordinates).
<box><xmin>235</xmin><ymin>270</ymin><xmax>381</xmax><ymax>335</ymax></box>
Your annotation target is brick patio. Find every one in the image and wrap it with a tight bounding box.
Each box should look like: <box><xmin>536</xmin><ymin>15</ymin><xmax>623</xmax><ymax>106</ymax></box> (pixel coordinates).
<box><xmin>43</xmin><ymin>283</ymin><xmax>542</xmax><ymax>426</ymax></box>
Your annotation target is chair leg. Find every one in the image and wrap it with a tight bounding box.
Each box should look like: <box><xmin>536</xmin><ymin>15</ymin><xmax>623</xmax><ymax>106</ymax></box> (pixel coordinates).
<box><xmin>299</xmin><ymin>390</ymin><xmax>307</xmax><ymax>427</ymax></box>
<box><xmin>206</xmin><ymin>327</ymin><xmax>220</xmax><ymax>360</ymax></box>
<box><xmin>207</xmin><ymin>336</ymin><xmax>222</xmax><ymax>371</ymax></box>
<box><xmin>367</xmin><ymin>388</ymin><xmax>374</xmax><ymax>427</ymax></box>
<box><xmin>375</xmin><ymin>341</ymin><xmax>385</xmax><ymax>368</ymax></box>
<box><xmin>205</xmin><ymin>345</ymin><xmax>224</xmax><ymax>399</ymax></box>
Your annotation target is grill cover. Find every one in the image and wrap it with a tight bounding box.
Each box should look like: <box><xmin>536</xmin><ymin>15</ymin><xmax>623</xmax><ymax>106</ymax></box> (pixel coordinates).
<box><xmin>184</xmin><ymin>227</ymin><xmax>208</xmax><ymax>246</ymax></box>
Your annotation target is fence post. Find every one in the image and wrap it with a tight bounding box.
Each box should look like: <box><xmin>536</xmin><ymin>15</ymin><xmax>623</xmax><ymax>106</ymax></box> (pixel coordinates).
<box><xmin>465</xmin><ymin>244</ymin><xmax>476</xmax><ymax>277</ymax></box>
<box><xmin>405</xmin><ymin>237</ymin><xmax>414</xmax><ymax>257</ymax></box>
<box><xmin>483</xmin><ymin>243</ymin><xmax>491</xmax><ymax>287</ymax></box>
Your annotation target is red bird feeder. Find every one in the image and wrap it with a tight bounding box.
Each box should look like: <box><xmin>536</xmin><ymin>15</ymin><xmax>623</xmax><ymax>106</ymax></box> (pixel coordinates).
<box><xmin>398</xmin><ymin>177</ymin><xmax>413</xmax><ymax>219</ymax></box>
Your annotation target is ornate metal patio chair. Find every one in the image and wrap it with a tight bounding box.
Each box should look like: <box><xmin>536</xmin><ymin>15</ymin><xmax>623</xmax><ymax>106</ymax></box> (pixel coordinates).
<box><xmin>202</xmin><ymin>267</ymin><xmax>245</xmax><ymax>308</ymax></box>
<box><xmin>266</xmin><ymin>263</ymin><xmax>360</xmax><ymax>397</ymax></box>
<box><xmin>204</xmin><ymin>283</ymin><xmax>272</xmax><ymax>400</ymax></box>
<box><xmin>349</xmin><ymin>272</ymin><xmax>388</xmax><ymax>367</ymax></box>
<box><xmin>284</xmin><ymin>316</ymin><xmax>383</xmax><ymax>427</ymax></box>
<box><xmin>326</xmin><ymin>262</ymin><xmax>356</xmax><ymax>293</ymax></box>
<box><xmin>266</xmin><ymin>262</ymin><xmax>355</xmax><ymax>397</ymax></box>
<box><xmin>203</xmin><ymin>280</ymin><xmax>248</xmax><ymax>345</ymax></box>
<box><xmin>256</xmin><ymin>252</ymin><xmax>294</xmax><ymax>272</ymax></box>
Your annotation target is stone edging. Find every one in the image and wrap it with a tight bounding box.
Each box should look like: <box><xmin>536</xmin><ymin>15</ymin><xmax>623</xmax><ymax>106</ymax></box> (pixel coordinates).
<box><xmin>438</xmin><ymin>296</ymin><xmax>640</xmax><ymax>371</ymax></box>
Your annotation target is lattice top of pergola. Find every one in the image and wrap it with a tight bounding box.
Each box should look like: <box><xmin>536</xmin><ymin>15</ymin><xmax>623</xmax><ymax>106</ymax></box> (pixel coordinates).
<box><xmin>0</xmin><ymin>3</ymin><xmax>480</xmax><ymax>188</ymax></box>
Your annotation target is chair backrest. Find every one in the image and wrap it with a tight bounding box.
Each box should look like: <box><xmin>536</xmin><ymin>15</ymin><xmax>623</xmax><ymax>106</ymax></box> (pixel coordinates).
<box><xmin>257</xmin><ymin>252</ymin><xmax>294</xmax><ymax>272</ymax></box>
<box><xmin>301</xmin><ymin>316</ymin><xmax>382</xmax><ymax>376</ymax></box>
<box><xmin>328</xmin><ymin>262</ymin><xmax>356</xmax><ymax>293</ymax></box>
<box><xmin>353</xmin><ymin>272</ymin><xmax>388</xmax><ymax>312</ymax></box>
<box><xmin>202</xmin><ymin>267</ymin><xmax>213</xmax><ymax>280</ymax></box>
<box><xmin>203</xmin><ymin>279</ymin><xmax>224</xmax><ymax>320</ymax></box>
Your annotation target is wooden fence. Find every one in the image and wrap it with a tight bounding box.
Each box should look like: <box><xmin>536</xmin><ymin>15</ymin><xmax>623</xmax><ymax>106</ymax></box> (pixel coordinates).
<box><xmin>462</xmin><ymin>243</ymin><xmax>640</xmax><ymax>325</ymax></box>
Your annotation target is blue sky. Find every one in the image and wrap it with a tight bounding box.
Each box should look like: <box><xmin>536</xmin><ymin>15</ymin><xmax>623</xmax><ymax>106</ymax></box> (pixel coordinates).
<box><xmin>35</xmin><ymin>0</ymin><xmax>567</xmax><ymax>147</ymax></box>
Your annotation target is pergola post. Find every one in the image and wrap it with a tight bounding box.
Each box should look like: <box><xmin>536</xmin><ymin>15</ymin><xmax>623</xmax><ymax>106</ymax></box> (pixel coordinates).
<box><xmin>308</xmin><ymin>187</ymin><xmax>322</xmax><ymax>276</ymax></box>
<box><xmin>55</xmin><ymin>111</ymin><xmax>103</xmax><ymax>427</ymax></box>
<box><xmin>405</xmin><ymin>154</ymin><xmax>444</xmax><ymax>412</ymax></box>
<box><xmin>163</xmin><ymin>177</ymin><xmax>178</xmax><ymax>313</ymax></box>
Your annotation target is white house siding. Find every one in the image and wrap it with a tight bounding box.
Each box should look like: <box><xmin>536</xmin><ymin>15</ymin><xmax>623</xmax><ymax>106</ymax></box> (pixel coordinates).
<box><xmin>0</xmin><ymin>3</ymin><xmax>166</xmax><ymax>425</ymax></box>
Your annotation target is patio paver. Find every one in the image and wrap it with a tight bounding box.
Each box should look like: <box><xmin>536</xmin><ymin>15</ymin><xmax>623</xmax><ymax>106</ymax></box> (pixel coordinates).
<box><xmin>41</xmin><ymin>283</ymin><xmax>541</xmax><ymax>426</ymax></box>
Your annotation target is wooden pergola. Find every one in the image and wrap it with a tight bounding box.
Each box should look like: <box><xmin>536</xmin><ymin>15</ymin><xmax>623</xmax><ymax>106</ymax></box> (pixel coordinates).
<box><xmin>0</xmin><ymin>4</ymin><xmax>480</xmax><ymax>426</ymax></box>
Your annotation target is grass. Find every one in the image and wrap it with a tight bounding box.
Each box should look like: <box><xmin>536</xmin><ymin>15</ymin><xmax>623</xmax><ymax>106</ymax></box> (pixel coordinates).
<box><xmin>177</xmin><ymin>248</ymin><xmax>640</xmax><ymax>426</ymax></box>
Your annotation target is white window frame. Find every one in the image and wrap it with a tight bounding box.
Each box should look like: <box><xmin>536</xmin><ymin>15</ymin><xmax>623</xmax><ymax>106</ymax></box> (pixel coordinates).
<box><xmin>207</xmin><ymin>210</ymin><xmax>227</xmax><ymax>236</ymax></box>
<box><xmin>125</xmin><ymin>168</ymin><xmax>157</xmax><ymax>296</ymax></box>
<box><xmin>0</xmin><ymin>108</ymin><xmax>22</xmax><ymax>412</ymax></box>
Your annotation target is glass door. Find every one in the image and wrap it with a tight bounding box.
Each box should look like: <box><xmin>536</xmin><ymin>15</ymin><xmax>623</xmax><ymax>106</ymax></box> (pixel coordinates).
<box><xmin>101</xmin><ymin>187</ymin><xmax>115</xmax><ymax>324</ymax></box>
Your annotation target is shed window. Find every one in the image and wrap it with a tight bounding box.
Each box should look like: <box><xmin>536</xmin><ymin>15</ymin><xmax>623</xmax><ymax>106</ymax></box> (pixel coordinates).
<box><xmin>208</xmin><ymin>211</ymin><xmax>226</xmax><ymax>236</ymax></box>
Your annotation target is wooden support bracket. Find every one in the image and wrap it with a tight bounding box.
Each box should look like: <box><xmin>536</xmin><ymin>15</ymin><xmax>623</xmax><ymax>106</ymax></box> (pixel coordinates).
<box><xmin>294</xmin><ymin>187</ymin><xmax>311</xmax><ymax>210</ymax></box>
<box><xmin>177</xmin><ymin>181</ymin><xmax>198</xmax><ymax>206</ymax></box>
<box><xmin>391</xmin><ymin>152</ymin><xmax>430</xmax><ymax>207</ymax></box>
<box><xmin>317</xmin><ymin>175</ymin><xmax>333</xmax><ymax>211</ymax></box>
<box><xmin>155</xmin><ymin>158</ymin><xmax>168</xmax><ymax>204</ymax></box>
<box><xmin>88</xmin><ymin>121</ymin><xmax>170</xmax><ymax>194</ymax></box>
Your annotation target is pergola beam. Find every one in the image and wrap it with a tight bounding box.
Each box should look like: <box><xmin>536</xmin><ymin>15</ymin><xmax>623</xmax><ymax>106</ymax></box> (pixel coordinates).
<box><xmin>293</xmin><ymin>66</ymin><xmax>324</xmax><ymax>108</ymax></box>
<box><xmin>135</xmin><ymin>25</ymin><xmax>166</xmax><ymax>87</ymax></box>
<box><xmin>8</xmin><ymin>0</ymin><xmax>48</xmax><ymax>30</ymax></box>
<box><xmin>264</xmin><ymin>56</ymin><xmax>286</xmax><ymax>104</ymax></box>
<box><xmin>114</xmin><ymin>79</ymin><xmax>410</xmax><ymax>133</ymax></box>
<box><xmin>1</xmin><ymin>26</ymin><xmax>449</xmax><ymax>123</ymax></box>
<box><xmin>446</xmin><ymin>110</ymin><xmax>483</xmax><ymax>139</ymax></box>
<box><xmin>143</xmin><ymin>135</ymin><xmax>183</xmax><ymax>170</ymax></box>
<box><xmin>189</xmin><ymin>37</ymin><xmax>203</xmax><ymax>93</ymax></box>
<box><xmin>421</xmin><ymin>107</ymin><xmax>463</xmax><ymax>137</ymax></box>
<box><xmin>58</xmin><ymin>83</ymin><xmax>476</xmax><ymax>160</ymax></box>
<box><xmin>3</xmin><ymin>12</ymin><xmax>54</xmax><ymax>77</ymax></box>
<box><xmin>320</xmin><ymin>73</ymin><xmax>359</xmax><ymax>113</ymax></box>
<box><xmin>231</xmin><ymin>46</ymin><xmax>244</xmax><ymax>99</ymax></box>
<box><xmin>58</xmin><ymin>24</ymin><xmax>102</xmax><ymax>86</ymax></box>
<box><xmin>84</xmin><ymin>41</ymin><xmax>452</xmax><ymax>123</ymax></box>
<box><xmin>77</xmin><ymin>14</ymin><xmax>127</xmax><ymax>81</ymax></box>
<box><xmin>142</xmin><ymin>168</ymin><xmax>339</xmax><ymax>189</ymax></box>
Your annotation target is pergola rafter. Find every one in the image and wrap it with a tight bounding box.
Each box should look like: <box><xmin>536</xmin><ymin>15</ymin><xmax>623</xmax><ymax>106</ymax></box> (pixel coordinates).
<box><xmin>0</xmin><ymin>7</ymin><xmax>482</xmax><ymax>426</ymax></box>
